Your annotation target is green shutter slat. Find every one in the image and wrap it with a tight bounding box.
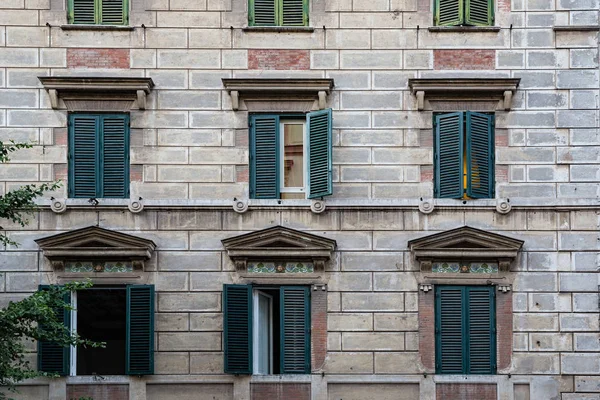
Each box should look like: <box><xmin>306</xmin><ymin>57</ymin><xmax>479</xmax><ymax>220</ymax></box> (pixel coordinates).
<box><xmin>280</xmin><ymin>286</ymin><xmax>310</xmax><ymax>374</ymax></box>
<box><xmin>466</xmin><ymin>112</ymin><xmax>494</xmax><ymax>199</ymax></box>
<box><xmin>307</xmin><ymin>108</ymin><xmax>333</xmax><ymax>199</ymax></box>
<box><xmin>250</xmin><ymin>115</ymin><xmax>279</xmax><ymax>199</ymax></box>
<box><xmin>465</xmin><ymin>0</ymin><xmax>493</xmax><ymax>26</ymax></box>
<box><xmin>434</xmin><ymin>112</ymin><xmax>464</xmax><ymax>199</ymax></box>
<box><xmin>282</xmin><ymin>0</ymin><xmax>306</xmax><ymax>26</ymax></box>
<box><xmin>70</xmin><ymin>114</ymin><xmax>99</xmax><ymax>198</ymax></box>
<box><xmin>466</xmin><ymin>287</ymin><xmax>496</xmax><ymax>374</ymax></box>
<box><xmin>38</xmin><ymin>286</ymin><xmax>70</xmax><ymax>376</ymax></box>
<box><xmin>71</xmin><ymin>0</ymin><xmax>96</xmax><ymax>24</ymax></box>
<box><xmin>224</xmin><ymin>284</ymin><xmax>253</xmax><ymax>374</ymax></box>
<box><xmin>435</xmin><ymin>286</ymin><xmax>464</xmax><ymax>374</ymax></box>
<box><xmin>101</xmin><ymin>0</ymin><xmax>126</xmax><ymax>25</ymax></box>
<box><xmin>251</xmin><ymin>0</ymin><xmax>277</xmax><ymax>25</ymax></box>
<box><xmin>126</xmin><ymin>285</ymin><xmax>154</xmax><ymax>375</ymax></box>
<box><xmin>101</xmin><ymin>115</ymin><xmax>129</xmax><ymax>198</ymax></box>
<box><xmin>435</xmin><ymin>0</ymin><xmax>463</xmax><ymax>26</ymax></box>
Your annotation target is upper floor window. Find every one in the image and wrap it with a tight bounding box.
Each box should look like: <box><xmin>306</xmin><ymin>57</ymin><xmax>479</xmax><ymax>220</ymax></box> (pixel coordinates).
<box><xmin>68</xmin><ymin>0</ymin><xmax>129</xmax><ymax>25</ymax></box>
<box><xmin>250</xmin><ymin>110</ymin><xmax>332</xmax><ymax>200</ymax></box>
<box><xmin>434</xmin><ymin>0</ymin><xmax>493</xmax><ymax>26</ymax></box>
<box><xmin>434</xmin><ymin>111</ymin><xmax>494</xmax><ymax>199</ymax></box>
<box><xmin>68</xmin><ymin>113</ymin><xmax>130</xmax><ymax>199</ymax></box>
<box><xmin>249</xmin><ymin>0</ymin><xmax>308</xmax><ymax>27</ymax></box>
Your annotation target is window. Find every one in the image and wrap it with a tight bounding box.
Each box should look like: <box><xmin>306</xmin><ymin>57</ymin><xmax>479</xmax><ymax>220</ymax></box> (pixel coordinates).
<box><xmin>434</xmin><ymin>111</ymin><xmax>494</xmax><ymax>199</ymax></box>
<box><xmin>223</xmin><ymin>284</ymin><xmax>310</xmax><ymax>375</ymax></box>
<box><xmin>38</xmin><ymin>285</ymin><xmax>154</xmax><ymax>376</ymax></box>
<box><xmin>68</xmin><ymin>113</ymin><xmax>130</xmax><ymax>199</ymax></box>
<box><xmin>435</xmin><ymin>285</ymin><xmax>496</xmax><ymax>374</ymax></box>
<box><xmin>249</xmin><ymin>0</ymin><xmax>308</xmax><ymax>27</ymax></box>
<box><xmin>250</xmin><ymin>109</ymin><xmax>332</xmax><ymax>200</ymax></box>
<box><xmin>434</xmin><ymin>0</ymin><xmax>493</xmax><ymax>26</ymax></box>
<box><xmin>68</xmin><ymin>0</ymin><xmax>129</xmax><ymax>25</ymax></box>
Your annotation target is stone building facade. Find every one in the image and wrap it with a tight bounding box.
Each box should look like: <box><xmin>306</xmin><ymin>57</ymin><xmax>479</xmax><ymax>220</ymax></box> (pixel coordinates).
<box><xmin>0</xmin><ymin>0</ymin><xmax>599</xmax><ymax>398</ymax></box>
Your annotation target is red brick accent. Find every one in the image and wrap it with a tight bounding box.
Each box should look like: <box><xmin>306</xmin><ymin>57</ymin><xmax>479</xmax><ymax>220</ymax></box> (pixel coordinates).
<box><xmin>130</xmin><ymin>164</ymin><xmax>143</xmax><ymax>182</ymax></box>
<box><xmin>251</xmin><ymin>383</ymin><xmax>310</xmax><ymax>400</ymax></box>
<box><xmin>54</xmin><ymin>163</ymin><xmax>68</xmax><ymax>181</ymax></box>
<box><xmin>496</xmin><ymin>165</ymin><xmax>508</xmax><ymax>183</ymax></box>
<box><xmin>419</xmin><ymin>290</ymin><xmax>435</xmax><ymax>372</ymax></box>
<box><xmin>235</xmin><ymin>165</ymin><xmax>249</xmax><ymax>183</ymax></box>
<box><xmin>67</xmin><ymin>385</ymin><xmax>128</xmax><ymax>400</ymax></box>
<box><xmin>434</xmin><ymin>50</ymin><xmax>495</xmax><ymax>70</ymax></box>
<box><xmin>495</xmin><ymin>129</ymin><xmax>508</xmax><ymax>147</ymax></box>
<box><xmin>248</xmin><ymin>49</ymin><xmax>310</xmax><ymax>70</ymax></box>
<box><xmin>420</xmin><ymin>165</ymin><xmax>433</xmax><ymax>183</ymax></box>
<box><xmin>311</xmin><ymin>288</ymin><xmax>327</xmax><ymax>371</ymax></box>
<box><xmin>54</xmin><ymin>128</ymin><xmax>67</xmax><ymax>146</ymax></box>
<box><xmin>436</xmin><ymin>383</ymin><xmax>497</xmax><ymax>400</ymax></box>
<box><xmin>498</xmin><ymin>0</ymin><xmax>511</xmax><ymax>12</ymax></box>
<box><xmin>67</xmin><ymin>48</ymin><xmax>130</xmax><ymax>69</ymax></box>
<box><xmin>496</xmin><ymin>291</ymin><xmax>513</xmax><ymax>371</ymax></box>
<box><xmin>235</xmin><ymin>129</ymin><xmax>249</xmax><ymax>147</ymax></box>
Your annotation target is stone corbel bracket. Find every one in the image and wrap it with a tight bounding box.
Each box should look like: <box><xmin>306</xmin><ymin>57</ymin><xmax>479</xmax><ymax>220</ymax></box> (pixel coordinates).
<box><xmin>38</xmin><ymin>77</ymin><xmax>155</xmax><ymax>110</ymax></box>
<box><xmin>408</xmin><ymin>78</ymin><xmax>521</xmax><ymax>111</ymax></box>
<box><xmin>222</xmin><ymin>78</ymin><xmax>334</xmax><ymax>111</ymax></box>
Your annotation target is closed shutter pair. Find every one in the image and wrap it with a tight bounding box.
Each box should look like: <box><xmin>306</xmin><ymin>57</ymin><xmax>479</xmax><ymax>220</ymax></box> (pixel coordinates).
<box><xmin>38</xmin><ymin>285</ymin><xmax>154</xmax><ymax>376</ymax></box>
<box><xmin>435</xmin><ymin>0</ymin><xmax>493</xmax><ymax>26</ymax></box>
<box><xmin>69</xmin><ymin>0</ymin><xmax>128</xmax><ymax>25</ymax></box>
<box><xmin>250</xmin><ymin>0</ymin><xmax>308</xmax><ymax>26</ymax></box>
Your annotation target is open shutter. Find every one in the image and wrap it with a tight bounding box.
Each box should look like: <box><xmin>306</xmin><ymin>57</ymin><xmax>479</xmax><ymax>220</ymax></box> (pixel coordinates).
<box><xmin>70</xmin><ymin>0</ymin><xmax>96</xmax><ymax>24</ymax></box>
<box><xmin>250</xmin><ymin>115</ymin><xmax>279</xmax><ymax>199</ymax></box>
<box><xmin>307</xmin><ymin>109</ymin><xmax>332</xmax><ymax>199</ymax></box>
<box><xmin>69</xmin><ymin>114</ymin><xmax>99</xmax><ymax>198</ymax></box>
<box><xmin>465</xmin><ymin>0</ymin><xmax>493</xmax><ymax>26</ymax></box>
<box><xmin>100</xmin><ymin>0</ymin><xmax>127</xmax><ymax>25</ymax></box>
<box><xmin>38</xmin><ymin>286</ymin><xmax>71</xmax><ymax>376</ymax></box>
<box><xmin>466</xmin><ymin>112</ymin><xmax>494</xmax><ymax>199</ymax></box>
<box><xmin>282</xmin><ymin>0</ymin><xmax>308</xmax><ymax>26</ymax></box>
<box><xmin>126</xmin><ymin>285</ymin><xmax>154</xmax><ymax>375</ymax></box>
<box><xmin>280</xmin><ymin>286</ymin><xmax>310</xmax><ymax>374</ymax></box>
<box><xmin>434</xmin><ymin>112</ymin><xmax>464</xmax><ymax>199</ymax></box>
<box><xmin>466</xmin><ymin>286</ymin><xmax>495</xmax><ymax>374</ymax></box>
<box><xmin>435</xmin><ymin>0</ymin><xmax>463</xmax><ymax>26</ymax></box>
<box><xmin>224</xmin><ymin>284</ymin><xmax>253</xmax><ymax>374</ymax></box>
<box><xmin>435</xmin><ymin>286</ymin><xmax>464</xmax><ymax>374</ymax></box>
<box><xmin>250</xmin><ymin>0</ymin><xmax>277</xmax><ymax>25</ymax></box>
<box><xmin>101</xmin><ymin>115</ymin><xmax>129</xmax><ymax>198</ymax></box>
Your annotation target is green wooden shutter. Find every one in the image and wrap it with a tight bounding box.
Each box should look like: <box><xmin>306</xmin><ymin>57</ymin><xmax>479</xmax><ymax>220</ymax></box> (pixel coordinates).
<box><xmin>126</xmin><ymin>285</ymin><xmax>155</xmax><ymax>375</ymax></box>
<box><xmin>434</xmin><ymin>112</ymin><xmax>464</xmax><ymax>199</ymax></box>
<box><xmin>38</xmin><ymin>286</ymin><xmax>71</xmax><ymax>376</ymax></box>
<box><xmin>223</xmin><ymin>284</ymin><xmax>253</xmax><ymax>374</ymax></box>
<box><xmin>69</xmin><ymin>0</ymin><xmax>96</xmax><ymax>24</ymax></box>
<box><xmin>435</xmin><ymin>0</ymin><xmax>464</xmax><ymax>26</ymax></box>
<box><xmin>250</xmin><ymin>0</ymin><xmax>277</xmax><ymax>25</ymax></box>
<box><xmin>250</xmin><ymin>115</ymin><xmax>279</xmax><ymax>199</ymax></box>
<box><xmin>281</xmin><ymin>0</ymin><xmax>308</xmax><ymax>26</ymax></box>
<box><xmin>69</xmin><ymin>114</ymin><xmax>99</xmax><ymax>198</ymax></box>
<box><xmin>465</xmin><ymin>0</ymin><xmax>493</xmax><ymax>26</ymax></box>
<box><xmin>307</xmin><ymin>109</ymin><xmax>333</xmax><ymax>199</ymax></box>
<box><xmin>101</xmin><ymin>115</ymin><xmax>129</xmax><ymax>198</ymax></box>
<box><xmin>466</xmin><ymin>112</ymin><xmax>494</xmax><ymax>199</ymax></box>
<box><xmin>280</xmin><ymin>286</ymin><xmax>310</xmax><ymax>374</ymax></box>
<box><xmin>466</xmin><ymin>286</ymin><xmax>496</xmax><ymax>374</ymax></box>
<box><xmin>101</xmin><ymin>0</ymin><xmax>127</xmax><ymax>25</ymax></box>
<box><xmin>435</xmin><ymin>286</ymin><xmax>464</xmax><ymax>374</ymax></box>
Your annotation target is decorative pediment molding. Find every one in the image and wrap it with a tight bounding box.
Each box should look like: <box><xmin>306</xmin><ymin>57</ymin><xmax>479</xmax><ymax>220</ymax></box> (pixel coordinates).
<box><xmin>38</xmin><ymin>77</ymin><xmax>155</xmax><ymax>110</ymax></box>
<box><xmin>222</xmin><ymin>78</ymin><xmax>334</xmax><ymax>111</ymax></box>
<box><xmin>35</xmin><ymin>226</ymin><xmax>156</xmax><ymax>270</ymax></box>
<box><xmin>408</xmin><ymin>78</ymin><xmax>521</xmax><ymax>111</ymax></box>
<box><xmin>408</xmin><ymin>226</ymin><xmax>523</xmax><ymax>272</ymax></box>
<box><xmin>222</xmin><ymin>225</ymin><xmax>336</xmax><ymax>271</ymax></box>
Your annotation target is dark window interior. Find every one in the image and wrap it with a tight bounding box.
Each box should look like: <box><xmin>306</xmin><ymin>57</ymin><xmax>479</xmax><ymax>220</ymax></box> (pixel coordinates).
<box><xmin>260</xmin><ymin>288</ymin><xmax>281</xmax><ymax>374</ymax></box>
<box><xmin>77</xmin><ymin>287</ymin><xmax>126</xmax><ymax>375</ymax></box>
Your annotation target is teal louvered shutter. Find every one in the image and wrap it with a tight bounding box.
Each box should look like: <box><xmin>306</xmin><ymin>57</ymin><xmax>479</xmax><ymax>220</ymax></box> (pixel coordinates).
<box><xmin>435</xmin><ymin>286</ymin><xmax>464</xmax><ymax>374</ymax></box>
<box><xmin>435</xmin><ymin>0</ymin><xmax>464</xmax><ymax>26</ymax></box>
<box><xmin>250</xmin><ymin>0</ymin><xmax>277</xmax><ymax>25</ymax></box>
<box><xmin>126</xmin><ymin>285</ymin><xmax>155</xmax><ymax>375</ymax></box>
<box><xmin>101</xmin><ymin>0</ymin><xmax>127</xmax><ymax>25</ymax></box>
<box><xmin>307</xmin><ymin>109</ymin><xmax>332</xmax><ymax>199</ymax></box>
<box><xmin>223</xmin><ymin>284</ymin><xmax>253</xmax><ymax>374</ymax></box>
<box><xmin>280</xmin><ymin>286</ymin><xmax>310</xmax><ymax>374</ymax></box>
<box><xmin>101</xmin><ymin>115</ymin><xmax>129</xmax><ymax>198</ymax></box>
<box><xmin>282</xmin><ymin>0</ymin><xmax>308</xmax><ymax>26</ymax></box>
<box><xmin>466</xmin><ymin>286</ymin><xmax>496</xmax><ymax>374</ymax></box>
<box><xmin>465</xmin><ymin>0</ymin><xmax>493</xmax><ymax>26</ymax></box>
<box><xmin>38</xmin><ymin>286</ymin><xmax>71</xmax><ymax>376</ymax></box>
<box><xmin>69</xmin><ymin>0</ymin><xmax>96</xmax><ymax>24</ymax></box>
<box><xmin>69</xmin><ymin>114</ymin><xmax>99</xmax><ymax>198</ymax></box>
<box><xmin>434</xmin><ymin>112</ymin><xmax>464</xmax><ymax>199</ymax></box>
<box><xmin>466</xmin><ymin>112</ymin><xmax>494</xmax><ymax>199</ymax></box>
<box><xmin>250</xmin><ymin>115</ymin><xmax>279</xmax><ymax>199</ymax></box>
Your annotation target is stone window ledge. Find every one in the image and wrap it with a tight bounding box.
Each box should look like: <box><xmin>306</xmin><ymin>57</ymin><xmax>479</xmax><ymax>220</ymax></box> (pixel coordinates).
<box><xmin>553</xmin><ymin>25</ymin><xmax>600</xmax><ymax>31</ymax></box>
<box><xmin>428</xmin><ymin>26</ymin><xmax>501</xmax><ymax>32</ymax></box>
<box><xmin>251</xmin><ymin>375</ymin><xmax>312</xmax><ymax>383</ymax></box>
<box><xmin>242</xmin><ymin>26</ymin><xmax>314</xmax><ymax>33</ymax></box>
<box><xmin>60</xmin><ymin>24</ymin><xmax>135</xmax><ymax>31</ymax></box>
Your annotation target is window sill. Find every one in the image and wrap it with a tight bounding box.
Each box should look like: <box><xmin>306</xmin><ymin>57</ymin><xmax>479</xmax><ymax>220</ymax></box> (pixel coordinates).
<box><xmin>250</xmin><ymin>374</ymin><xmax>312</xmax><ymax>383</ymax></box>
<box><xmin>60</xmin><ymin>24</ymin><xmax>135</xmax><ymax>31</ymax></box>
<box><xmin>428</xmin><ymin>26</ymin><xmax>501</xmax><ymax>32</ymax></box>
<box><xmin>553</xmin><ymin>25</ymin><xmax>600</xmax><ymax>31</ymax></box>
<box><xmin>242</xmin><ymin>26</ymin><xmax>315</xmax><ymax>33</ymax></box>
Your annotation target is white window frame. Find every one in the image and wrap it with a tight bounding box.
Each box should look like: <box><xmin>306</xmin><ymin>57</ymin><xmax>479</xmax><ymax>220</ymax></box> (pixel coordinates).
<box><xmin>279</xmin><ymin>119</ymin><xmax>307</xmax><ymax>197</ymax></box>
<box><xmin>252</xmin><ymin>289</ymin><xmax>274</xmax><ymax>375</ymax></box>
<box><xmin>69</xmin><ymin>290</ymin><xmax>77</xmax><ymax>376</ymax></box>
